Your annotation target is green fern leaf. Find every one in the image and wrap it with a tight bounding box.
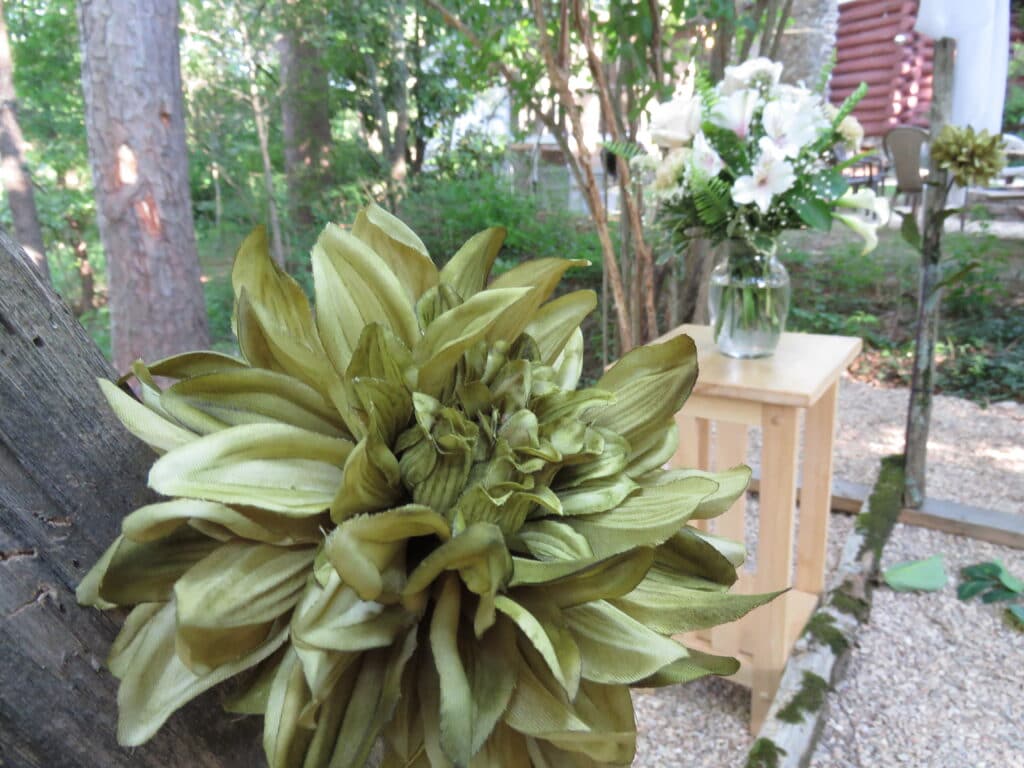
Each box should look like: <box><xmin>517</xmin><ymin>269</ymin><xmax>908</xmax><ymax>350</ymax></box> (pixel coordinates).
<box><xmin>693</xmin><ymin>177</ymin><xmax>732</xmax><ymax>230</ymax></box>
<box><xmin>602</xmin><ymin>140</ymin><xmax>643</xmax><ymax>160</ymax></box>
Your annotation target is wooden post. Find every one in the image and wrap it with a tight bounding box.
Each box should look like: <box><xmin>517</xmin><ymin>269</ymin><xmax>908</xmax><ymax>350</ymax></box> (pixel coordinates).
<box><xmin>903</xmin><ymin>37</ymin><xmax>955</xmax><ymax>509</ymax></box>
<box><xmin>0</xmin><ymin>232</ymin><xmax>261</xmax><ymax>766</ymax></box>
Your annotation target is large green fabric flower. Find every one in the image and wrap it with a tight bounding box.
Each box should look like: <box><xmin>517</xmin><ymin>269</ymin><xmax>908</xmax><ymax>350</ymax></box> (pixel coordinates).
<box><xmin>931</xmin><ymin>124</ymin><xmax>1005</xmax><ymax>188</ymax></box>
<box><xmin>79</xmin><ymin>204</ymin><xmax>774</xmax><ymax>767</ymax></box>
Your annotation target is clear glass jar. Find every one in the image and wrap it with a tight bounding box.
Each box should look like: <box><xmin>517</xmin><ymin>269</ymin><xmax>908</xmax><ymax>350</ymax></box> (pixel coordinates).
<box><xmin>707</xmin><ymin>238</ymin><xmax>791</xmax><ymax>359</ymax></box>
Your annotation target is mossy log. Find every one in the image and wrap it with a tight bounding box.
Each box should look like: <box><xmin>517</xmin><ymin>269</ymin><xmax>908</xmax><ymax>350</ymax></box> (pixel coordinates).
<box><xmin>749</xmin><ymin>456</ymin><xmax>905</xmax><ymax>767</ymax></box>
<box><xmin>0</xmin><ymin>230</ymin><xmax>262</xmax><ymax>767</ymax></box>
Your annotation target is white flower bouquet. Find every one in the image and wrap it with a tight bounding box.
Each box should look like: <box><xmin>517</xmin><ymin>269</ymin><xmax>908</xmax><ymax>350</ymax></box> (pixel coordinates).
<box><xmin>640</xmin><ymin>58</ymin><xmax>888</xmax><ymax>355</ymax></box>
<box><xmin>645</xmin><ymin>57</ymin><xmax>886</xmax><ymax>252</ymax></box>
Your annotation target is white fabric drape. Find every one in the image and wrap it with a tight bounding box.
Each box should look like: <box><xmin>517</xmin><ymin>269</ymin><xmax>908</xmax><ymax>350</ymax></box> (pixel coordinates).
<box><xmin>915</xmin><ymin>0</ymin><xmax>1010</xmax><ymax>133</ymax></box>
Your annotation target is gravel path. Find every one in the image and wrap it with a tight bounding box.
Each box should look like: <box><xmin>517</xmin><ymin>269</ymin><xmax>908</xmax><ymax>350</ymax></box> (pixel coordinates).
<box><xmin>631</xmin><ymin>376</ymin><xmax>1024</xmax><ymax>767</ymax></box>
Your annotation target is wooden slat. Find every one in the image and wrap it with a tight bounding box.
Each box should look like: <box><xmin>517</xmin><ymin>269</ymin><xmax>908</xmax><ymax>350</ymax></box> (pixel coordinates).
<box><xmin>839</xmin><ymin>0</ymin><xmax>907</xmax><ymax>24</ymax></box>
<box><xmin>900</xmin><ymin>500</ymin><xmax>1024</xmax><ymax>549</ymax></box>
<box><xmin>796</xmin><ymin>382</ymin><xmax>839</xmax><ymax>595</ymax></box>
<box><xmin>749</xmin><ymin>474</ymin><xmax>1024</xmax><ymax>549</ymax></box>
<box><xmin>750</xmin><ymin>404</ymin><xmax>800</xmax><ymax>732</ymax></box>
<box><xmin>709</xmin><ymin>421</ymin><xmax>749</xmax><ymax>657</ymax></box>
<box><xmin>671</xmin><ymin>414</ymin><xmax>712</xmax><ymax>532</ymax></box>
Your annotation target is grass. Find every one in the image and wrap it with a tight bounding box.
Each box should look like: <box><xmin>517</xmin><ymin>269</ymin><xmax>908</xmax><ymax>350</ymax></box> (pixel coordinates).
<box><xmin>781</xmin><ymin>226</ymin><xmax>1024</xmax><ymax>405</ymax></box>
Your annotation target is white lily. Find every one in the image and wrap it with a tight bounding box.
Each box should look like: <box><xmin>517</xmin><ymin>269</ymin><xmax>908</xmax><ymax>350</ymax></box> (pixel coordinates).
<box><xmin>710</xmin><ymin>89</ymin><xmax>760</xmax><ymax>139</ymax></box>
<box><xmin>731</xmin><ymin>138</ymin><xmax>796</xmax><ymax>213</ymax></box>
<box><xmin>690</xmin><ymin>132</ymin><xmax>724</xmax><ymax>178</ymax></box>
<box><xmin>833</xmin><ymin>187</ymin><xmax>890</xmax><ymax>254</ymax></box>
<box><xmin>761</xmin><ymin>100</ymin><xmax>823</xmax><ymax>158</ymax></box>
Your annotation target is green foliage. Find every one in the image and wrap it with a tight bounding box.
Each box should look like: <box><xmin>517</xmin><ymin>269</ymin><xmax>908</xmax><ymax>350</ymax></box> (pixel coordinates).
<box><xmin>855</xmin><ymin>455</ymin><xmax>905</xmax><ymax>567</ymax></box>
<box><xmin>830</xmin><ymin>585</ymin><xmax>870</xmax><ymax>623</ymax></box>
<box><xmin>1007</xmin><ymin>605</ymin><xmax>1024</xmax><ymax>631</ymax></box>
<box><xmin>429</xmin><ymin>129</ymin><xmax>508</xmax><ymax>182</ymax></box>
<box><xmin>958</xmin><ymin>561</ymin><xmax>1024</xmax><ymax>603</ymax></box>
<box><xmin>776</xmin><ymin>671</ymin><xmax>830</xmax><ymax>724</ymax></box>
<box><xmin>959</xmin><ymin>561</ymin><xmax>1024</xmax><ymax>633</ymax></box>
<box><xmin>785</xmin><ymin>228</ymin><xmax>1023</xmax><ymax>405</ymax></box>
<box><xmin>803</xmin><ymin>612</ymin><xmax>849</xmax><ymax>654</ymax></box>
<box><xmin>202</xmin><ymin>277</ymin><xmax>239</xmax><ymax>355</ymax></box>
<box><xmin>693</xmin><ymin>176</ymin><xmax>734</xmax><ymax>231</ymax></box>
<box><xmin>1004</xmin><ymin>42</ymin><xmax>1024</xmax><ymax>133</ymax></box>
<box><xmin>602</xmin><ymin>140</ymin><xmax>643</xmax><ymax>161</ymax></box>
<box><xmin>745</xmin><ymin>738</ymin><xmax>787</xmax><ymax>768</ymax></box>
<box><xmin>398</xmin><ymin>172</ymin><xmax>605</xmax><ymax>282</ymax></box>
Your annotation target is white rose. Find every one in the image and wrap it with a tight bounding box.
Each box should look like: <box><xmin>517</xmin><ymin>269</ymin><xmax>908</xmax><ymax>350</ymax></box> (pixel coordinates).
<box><xmin>654</xmin><ymin>147</ymin><xmax>691</xmax><ymax>191</ymax></box>
<box><xmin>649</xmin><ymin>93</ymin><xmax>703</xmax><ymax>148</ymax></box>
<box><xmin>722</xmin><ymin>57</ymin><xmax>783</xmax><ymax>95</ymax></box>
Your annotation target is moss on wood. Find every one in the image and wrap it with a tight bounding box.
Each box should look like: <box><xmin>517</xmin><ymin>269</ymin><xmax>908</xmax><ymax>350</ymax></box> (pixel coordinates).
<box><xmin>803</xmin><ymin>612</ymin><xmax>849</xmax><ymax>654</ymax></box>
<box><xmin>856</xmin><ymin>454</ymin><xmax>905</xmax><ymax>566</ymax></box>
<box><xmin>776</xmin><ymin>671</ymin><xmax>830</xmax><ymax>724</ymax></box>
<box><xmin>745</xmin><ymin>738</ymin><xmax>787</xmax><ymax>768</ymax></box>
<box><xmin>830</xmin><ymin>585</ymin><xmax>870</xmax><ymax>622</ymax></box>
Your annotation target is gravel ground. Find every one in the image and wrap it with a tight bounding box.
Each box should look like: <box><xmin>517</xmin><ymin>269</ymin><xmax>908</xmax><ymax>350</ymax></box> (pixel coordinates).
<box><xmin>631</xmin><ymin>376</ymin><xmax>1024</xmax><ymax>767</ymax></box>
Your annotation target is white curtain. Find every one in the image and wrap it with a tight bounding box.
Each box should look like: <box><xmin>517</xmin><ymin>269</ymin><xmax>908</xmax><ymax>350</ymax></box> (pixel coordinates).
<box><xmin>915</xmin><ymin>0</ymin><xmax>1010</xmax><ymax>133</ymax></box>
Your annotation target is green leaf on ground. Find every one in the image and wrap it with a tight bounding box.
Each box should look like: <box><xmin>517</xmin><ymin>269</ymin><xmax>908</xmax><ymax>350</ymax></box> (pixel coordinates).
<box><xmin>883</xmin><ymin>555</ymin><xmax>947</xmax><ymax>592</ymax></box>
<box><xmin>1005</xmin><ymin>605</ymin><xmax>1024</xmax><ymax>631</ymax></box>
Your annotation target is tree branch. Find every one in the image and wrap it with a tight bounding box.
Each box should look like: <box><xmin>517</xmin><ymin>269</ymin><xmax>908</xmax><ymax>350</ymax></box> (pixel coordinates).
<box><xmin>573</xmin><ymin>0</ymin><xmax>658</xmax><ymax>338</ymax></box>
<box><xmin>529</xmin><ymin>0</ymin><xmax>634</xmax><ymax>349</ymax></box>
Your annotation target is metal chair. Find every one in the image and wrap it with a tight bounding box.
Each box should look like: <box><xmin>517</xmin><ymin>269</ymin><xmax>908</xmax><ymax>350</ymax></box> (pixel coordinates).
<box><xmin>883</xmin><ymin>126</ymin><xmax>929</xmax><ymax>218</ymax></box>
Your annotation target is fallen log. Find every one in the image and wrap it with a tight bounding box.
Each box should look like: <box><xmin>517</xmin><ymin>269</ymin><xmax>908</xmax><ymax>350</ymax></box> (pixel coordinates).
<box><xmin>0</xmin><ymin>229</ymin><xmax>262</xmax><ymax>767</ymax></box>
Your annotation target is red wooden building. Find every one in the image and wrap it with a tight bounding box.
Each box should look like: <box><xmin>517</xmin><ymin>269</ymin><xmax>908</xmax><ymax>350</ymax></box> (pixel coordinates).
<box><xmin>831</xmin><ymin>0</ymin><xmax>935</xmax><ymax>140</ymax></box>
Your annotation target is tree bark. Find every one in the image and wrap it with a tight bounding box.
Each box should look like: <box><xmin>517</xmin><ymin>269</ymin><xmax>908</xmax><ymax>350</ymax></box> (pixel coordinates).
<box><xmin>249</xmin><ymin>75</ymin><xmax>286</xmax><ymax>266</ymax></box>
<box><xmin>77</xmin><ymin>0</ymin><xmax>209</xmax><ymax>374</ymax></box>
<box><xmin>677</xmin><ymin>237</ymin><xmax>715</xmax><ymax>324</ymax></box>
<box><xmin>774</xmin><ymin>0</ymin><xmax>836</xmax><ymax>86</ymax></box>
<box><xmin>0</xmin><ymin>0</ymin><xmax>48</xmax><ymax>281</ymax></box>
<box><xmin>425</xmin><ymin>0</ymin><xmax>636</xmax><ymax>352</ymax></box>
<box><xmin>0</xmin><ymin>232</ymin><xmax>262</xmax><ymax>767</ymax></box>
<box><xmin>528</xmin><ymin>0</ymin><xmax>635</xmax><ymax>352</ymax></box>
<box><xmin>278</xmin><ymin>20</ymin><xmax>333</xmax><ymax>236</ymax></box>
<box><xmin>573</xmin><ymin>0</ymin><xmax>658</xmax><ymax>341</ymax></box>
<box><xmin>237</xmin><ymin>13</ymin><xmax>286</xmax><ymax>268</ymax></box>
<box><xmin>904</xmin><ymin>38</ymin><xmax>955</xmax><ymax>509</ymax></box>
<box><xmin>388</xmin><ymin>3</ymin><xmax>411</xmax><ymax>190</ymax></box>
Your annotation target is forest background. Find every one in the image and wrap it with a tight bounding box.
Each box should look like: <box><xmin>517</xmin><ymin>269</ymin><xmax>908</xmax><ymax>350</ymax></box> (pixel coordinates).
<box><xmin>2</xmin><ymin>0</ymin><xmax>1022</xmax><ymax>402</ymax></box>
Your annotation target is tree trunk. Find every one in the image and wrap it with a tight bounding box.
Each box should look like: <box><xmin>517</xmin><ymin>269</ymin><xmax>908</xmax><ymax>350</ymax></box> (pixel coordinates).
<box><xmin>425</xmin><ymin>0</ymin><xmax>636</xmax><ymax>351</ymax></box>
<box><xmin>904</xmin><ymin>38</ymin><xmax>955</xmax><ymax>509</ymax></box>
<box><xmin>66</xmin><ymin>215</ymin><xmax>94</xmax><ymax>315</ymax></box>
<box><xmin>774</xmin><ymin>0</ymin><xmax>837</xmax><ymax>86</ymax></box>
<box><xmin>0</xmin><ymin>231</ymin><xmax>262</xmax><ymax>767</ymax></box>
<box><xmin>0</xmin><ymin>0</ymin><xmax>48</xmax><ymax>281</ymax></box>
<box><xmin>249</xmin><ymin>75</ymin><xmax>286</xmax><ymax>267</ymax></box>
<box><xmin>278</xmin><ymin>22</ymin><xmax>333</xmax><ymax>237</ymax></box>
<box><xmin>388</xmin><ymin>4</ymin><xmax>410</xmax><ymax>190</ymax></box>
<box><xmin>77</xmin><ymin>0</ymin><xmax>209</xmax><ymax>374</ymax></box>
<box><xmin>677</xmin><ymin>237</ymin><xmax>715</xmax><ymax>324</ymax></box>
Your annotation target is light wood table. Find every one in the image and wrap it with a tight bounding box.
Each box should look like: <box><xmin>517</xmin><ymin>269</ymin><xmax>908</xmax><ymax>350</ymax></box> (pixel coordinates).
<box><xmin>656</xmin><ymin>324</ymin><xmax>862</xmax><ymax>733</ymax></box>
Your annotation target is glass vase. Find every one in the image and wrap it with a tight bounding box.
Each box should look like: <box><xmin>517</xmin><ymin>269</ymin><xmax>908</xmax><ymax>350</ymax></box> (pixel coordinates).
<box><xmin>708</xmin><ymin>238</ymin><xmax>791</xmax><ymax>359</ymax></box>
